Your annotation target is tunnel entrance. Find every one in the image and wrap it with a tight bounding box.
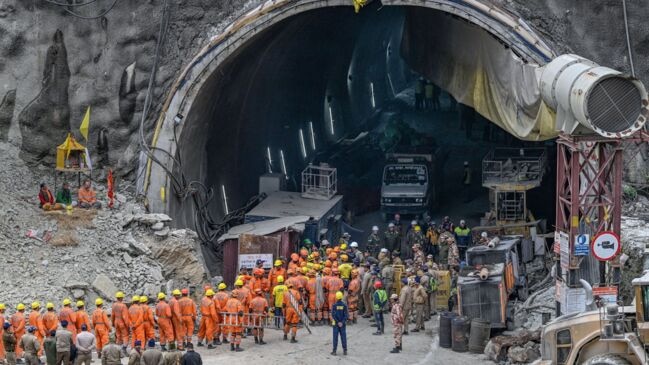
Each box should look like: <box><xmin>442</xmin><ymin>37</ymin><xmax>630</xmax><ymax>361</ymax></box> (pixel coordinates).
<box><xmin>146</xmin><ymin>1</ymin><xmax>558</xmax><ymax>251</ymax></box>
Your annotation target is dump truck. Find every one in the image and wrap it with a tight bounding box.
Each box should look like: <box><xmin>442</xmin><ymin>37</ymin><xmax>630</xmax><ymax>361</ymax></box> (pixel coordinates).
<box><xmin>380</xmin><ymin>150</ymin><xmax>439</xmax><ymax>220</ymax></box>
<box><xmin>457</xmin><ymin>237</ymin><xmax>527</xmax><ymax>329</ymax></box>
<box><xmin>536</xmin><ymin>271</ymin><xmax>649</xmax><ymax>365</ymax></box>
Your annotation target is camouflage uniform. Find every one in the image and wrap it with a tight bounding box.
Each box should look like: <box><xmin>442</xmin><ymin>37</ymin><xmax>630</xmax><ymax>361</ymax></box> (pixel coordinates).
<box><xmin>383</xmin><ymin>230</ymin><xmax>400</xmax><ymax>253</ymax></box>
<box><xmin>390</xmin><ymin>302</ymin><xmax>404</xmax><ymax>348</ymax></box>
<box><xmin>367</xmin><ymin>233</ymin><xmax>382</xmax><ymax>255</ymax></box>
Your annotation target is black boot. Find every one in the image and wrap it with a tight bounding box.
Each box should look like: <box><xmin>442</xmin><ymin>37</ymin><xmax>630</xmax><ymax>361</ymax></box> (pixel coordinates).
<box><xmin>254</xmin><ymin>337</ymin><xmax>259</xmax><ymax>344</ymax></box>
<box><xmin>397</xmin><ymin>345</ymin><xmax>402</xmax><ymax>351</ymax></box>
<box><xmin>283</xmin><ymin>334</ymin><xmax>288</xmax><ymax>341</ymax></box>
<box><xmin>213</xmin><ymin>339</ymin><xmax>221</xmax><ymax>346</ymax></box>
<box><xmin>230</xmin><ymin>343</ymin><xmax>235</xmax><ymax>351</ymax></box>
<box><xmin>290</xmin><ymin>336</ymin><xmax>297</xmax><ymax>343</ymax></box>
<box><xmin>235</xmin><ymin>345</ymin><xmax>244</xmax><ymax>352</ymax></box>
<box><xmin>390</xmin><ymin>347</ymin><xmax>400</xmax><ymax>353</ymax></box>
<box><xmin>222</xmin><ymin>337</ymin><xmax>229</xmax><ymax>344</ymax></box>
<box><xmin>197</xmin><ymin>341</ymin><xmax>204</xmax><ymax>347</ymax></box>
<box><xmin>343</xmin><ymin>349</ymin><xmax>347</xmax><ymax>356</ymax></box>
<box><xmin>330</xmin><ymin>350</ymin><xmax>337</xmax><ymax>356</ymax></box>
<box><xmin>207</xmin><ymin>344</ymin><xmax>215</xmax><ymax>349</ymax></box>
<box><xmin>259</xmin><ymin>339</ymin><xmax>267</xmax><ymax>345</ymax></box>
<box><xmin>160</xmin><ymin>344</ymin><xmax>167</xmax><ymax>352</ymax></box>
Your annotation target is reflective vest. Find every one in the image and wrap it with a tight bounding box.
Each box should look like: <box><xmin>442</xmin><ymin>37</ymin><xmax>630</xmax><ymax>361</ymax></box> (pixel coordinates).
<box><xmin>373</xmin><ymin>289</ymin><xmax>387</xmax><ymax>311</ymax></box>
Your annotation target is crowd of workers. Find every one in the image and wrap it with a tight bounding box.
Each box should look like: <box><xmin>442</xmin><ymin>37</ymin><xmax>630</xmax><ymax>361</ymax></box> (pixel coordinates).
<box><xmin>0</xmin><ymin>213</ymin><xmax>476</xmax><ymax>363</ymax></box>
<box><xmin>38</xmin><ymin>179</ymin><xmax>101</xmax><ymax>211</ymax></box>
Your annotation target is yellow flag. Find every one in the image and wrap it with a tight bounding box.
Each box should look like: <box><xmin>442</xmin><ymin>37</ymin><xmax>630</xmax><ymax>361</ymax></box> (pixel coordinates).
<box><xmin>79</xmin><ymin>106</ymin><xmax>90</xmax><ymax>141</ymax></box>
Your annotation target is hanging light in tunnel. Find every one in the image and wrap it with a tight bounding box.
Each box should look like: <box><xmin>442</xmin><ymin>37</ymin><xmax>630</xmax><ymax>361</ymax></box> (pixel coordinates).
<box><xmin>328</xmin><ymin>106</ymin><xmax>335</xmax><ymax>135</ymax></box>
<box><xmin>308</xmin><ymin>121</ymin><xmax>316</xmax><ymax>150</ymax></box>
<box><xmin>279</xmin><ymin>149</ymin><xmax>287</xmax><ymax>176</ymax></box>
<box><xmin>298</xmin><ymin>129</ymin><xmax>307</xmax><ymax>158</ymax></box>
<box><xmin>266</xmin><ymin>146</ymin><xmax>273</xmax><ymax>173</ymax></box>
<box><xmin>221</xmin><ymin>185</ymin><xmax>229</xmax><ymax>215</ymax></box>
<box><xmin>370</xmin><ymin>82</ymin><xmax>376</xmax><ymax>108</ymax></box>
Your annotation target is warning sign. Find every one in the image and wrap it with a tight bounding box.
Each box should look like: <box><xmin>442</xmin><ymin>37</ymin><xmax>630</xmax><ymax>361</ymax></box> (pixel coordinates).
<box><xmin>559</xmin><ymin>231</ymin><xmax>569</xmax><ymax>270</ymax></box>
<box><xmin>574</xmin><ymin>234</ymin><xmax>590</xmax><ymax>256</ymax></box>
<box><xmin>593</xmin><ymin>286</ymin><xmax>618</xmax><ymax>304</ymax></box>
<box><xmin>591</xmin><ymin>231</ymin><xmax>621</xmax><ymax>261</ymax></box>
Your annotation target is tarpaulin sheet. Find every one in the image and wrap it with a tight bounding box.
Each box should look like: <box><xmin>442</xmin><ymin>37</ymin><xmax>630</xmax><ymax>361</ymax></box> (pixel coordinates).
<box><xmin>401</xmin><ymin>8</ymin><xmax>558</xmax><ymax>141</ymax></box>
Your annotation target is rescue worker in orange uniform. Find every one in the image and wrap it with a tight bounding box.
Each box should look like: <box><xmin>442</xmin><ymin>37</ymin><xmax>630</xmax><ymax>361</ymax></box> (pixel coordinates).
<box><xmin>326</xmin><ymin>269</ymin><xmax>345</xmax><ymax>322</ymax></box>
<box><xmin>197</xmin><ymin>290</ymin><xmax>218</xmax><ymax>349</ymax></box>
<box><xmin>321</xmin><ymin>268</ymin><xmax>333</xmax><ymax>322</ymax></box>
<box><xmin>196</xmin><ymin>285</ymin><xmax>211</xmax><ymax>346</ymax></box>
<box><xmin>288</xmin><ymin>253</ymin><xmax>300</xmax><ymax>272</ymax></box>
<box><xmin>305</xmin><ymin>270</ymin><xmax>322</xmax><ymax>324</ymax></box>
<box><xmin>348</xmin><ymin>269</ymin><xmax>361</xmax><ymax>324</ymax></box>
<box><xmin>11</xmin><ymin>303</ymin><xmax>26</xmax><ymax>357</ymax></box>
<box><xmin>298</xmin><ymin>267</ymin><xmax>309</xmax><ymax>293</ymax></box>
<box><xmin>169</xmin><ymin>289</ymin><xmax>185</xmax><ymax>349</ymax></box>
<box><xmin>213</xmin><ymin>283</ymin><xmax>229</xmax><ymax>345</ymax></box>
<box><xmin>224</xmin><ymin>290</ymin><xmax>244</xmax><ymax>352</ymax></box>
<box><xmin>154</xmin><ymin>293</ymin><xmax>173</xmax><ymax>351</ymax></box>
<box><xmin>285</xmin><ymin>269</ymin><xmax>302</xmax><ymax>291</ymax></box>
<box><xmin>268</xmin><ymin>260</ymin><xmax>286</xmax><ymax>289</ymax></box>
<box><xmin>249</xmin><ymin>289</ymin><xmax>269</xmax><ymax>345</ymax></box>
<box><xmin>28</xmin><ymin>302</ymin><xmax>45</xmax><ymax>356</ymax></box>
<box><xmin>0</xmin><ymin>303</ymin><xmax>6</xmax><ymax>362</ymax></box>
<box><xmin>178</xmin><ymin>289</ymin><xmax>197</xmax><ymax>347</ymax></box>
<box><xmin>249</xmin><ymin>269</ymin><xmax>270</xmax><ymax>294</ymax></box>
<box><xmin>59</xmin><ymin>299</ymin><xmax>78</xmax><ymax>342</ymax></box>
<box><xmin>75</xmin><ymin>301</ymin><xmax>91</xmax><ymax>335</ymax></box>
<box><xmin>92</xmin><ymin>298</ymin><xmax>111</xmax><ymax>355</ymax></box>
<box><xmin>42</xmin><ymin>303</ymin><xmax>58</xmax><ymax>335</ymax></box>
<box><xmin>234</xmin><ymin>279</ymin><xmax>252</xmax><ymax>338</ymax></box>
<box><xmin>111</xmin><ymin>291</ymin><xmax>130</xmax><ymax>353</ymax></box>
<box><xmin>139</xmin><ymin>296</ymin><xmax>155</xmax><ymax>342</ymax></box>
<box><xmin>128</xmin><ymin>295</ymin><xmax>145</xmax><ymax>348</ymax></box>
<box><xmin>282</xmin><ymin>282</ymin><xmax>302</xmax><ymax>343</ymax></box>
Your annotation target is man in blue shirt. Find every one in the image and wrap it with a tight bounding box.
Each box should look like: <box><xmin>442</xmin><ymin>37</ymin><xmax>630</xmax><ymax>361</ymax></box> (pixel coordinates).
<box><xmin>330</xmin><ymin>291</ymin><xmax>348</xmax><ymax>356</ymax></box>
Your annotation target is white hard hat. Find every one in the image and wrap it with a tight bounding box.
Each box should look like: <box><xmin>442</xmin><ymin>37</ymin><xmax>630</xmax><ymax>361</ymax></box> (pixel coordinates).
<box><xmin>380</xmin><ymin>248</ymin><xmax>388</xmax><ymax>253</ymax></box>
<box><xmin>321</xmin><ymin>239</ymin><xmax>330</xmax><ymax>246</ymax></box>
<box><xmin>460</xmin><ymin>219</ymin><xmax>466</xmax><ymax>225</ymax></box>
<box><xmin>481</xmin><ymin>232</ymin><xmax>488</xmax><ymax>238</ymax></box>
<box><xmin>431</xmin><ymin>221</ymin><xmax>436</xmax><ymax>225</ymax></box>
<box><xmin>350</xmin><ymin>242</ymin><xmax>358</xmax><ymax>248</ymax></box>
<box><xmin>372</xmin><ymin>226</ymin><xmax>379</xmax><ymax>231</ymax></box>
<box><xmin>411</xmin><ymin>220</ymin><xmax>417</xmax><ymax>226</ymax></box>
<box><xmin>464</xmin><ymin>161</ymin><xmax>469</xmax><ymax>166</ymax></box>
<box><xmin>388</xmin><ymin>223</ymin><xmax>395</xmax><ymax>228</ymax></box>
<box><xmin>343</xmin><ymin>232</ymin><xmax>350</xmax><ymax>237</ymax></box>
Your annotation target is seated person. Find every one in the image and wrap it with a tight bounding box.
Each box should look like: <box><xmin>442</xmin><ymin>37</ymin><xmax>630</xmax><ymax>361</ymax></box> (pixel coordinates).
<box><xmin>55</xmin><ymin>182</ymin><xmax>77</xmax><ymax>208</ymax></box>
<box><xmin>38</xmin><ymin>183</ymin><xmax>62</xmax><ymax>211</ymax></box>
<box><xmin>78</xmin><ymin>179</ymin><xmax>101</xmax><ymax>209</ymax></box>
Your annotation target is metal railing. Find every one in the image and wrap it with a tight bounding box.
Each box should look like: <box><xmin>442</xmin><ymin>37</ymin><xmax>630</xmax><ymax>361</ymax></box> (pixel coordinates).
<box><xmin>301</xmin><ymin>164</ymin><xmax>337</xmax><ymax>200</ymax></box>
<box><xmin>482</xmin><ymin>148</ymin><xmax>546</xmax><ymax>187</ymax></box>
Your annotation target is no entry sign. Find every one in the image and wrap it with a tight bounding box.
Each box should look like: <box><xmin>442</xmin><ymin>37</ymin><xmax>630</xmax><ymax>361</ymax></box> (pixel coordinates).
<box><xmin>591</xmin><ymin>231</ymin><xmax>621</xmax><ymax>261</ymax></box>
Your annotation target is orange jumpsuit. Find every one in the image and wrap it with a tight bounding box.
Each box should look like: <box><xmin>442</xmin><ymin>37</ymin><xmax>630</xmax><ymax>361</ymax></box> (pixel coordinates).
<box><xmin>326</xmin><ymin>276</ymin><xmax>344</xmax><ymax>309</ymax></box>
<box><xmin>282</xmin><ymin>289</ymin><xmax>302</xmax><ymax>338</ymax></box>
<box><xmin>0</xmin><ymin>312</ymin><xmax>4</xmax><ymax>362</ymax></box>
<box><xmin>75</xmin><ymin>309</ymin><xmax>91</xmax><ymax>333</ymax></box>
<box><xmin>59</xmin><ymin>307</ymin><xmax>78</xmax><ymax>342</ymax></box>
<box><xmin>178</xmin><ymin>296</ymin><xmax>196</xmax><ymax>343</ymax></box>
<box><xmin>249</xmin><ymin>277</ymin><xmax>270</xmax><ymax>294</ymax></box>
<box><xmin>235</xmin><ymin>287</ymin><xmax>252</xmax><ymax>330</ymax></box>
<box><xmin>169</xmin><ymin>297</ymin><xmax>185</xmax><ymax>347</ymax></box>
<box><xmin>214</xmin><ymin>292</ymin><xmax>229</xmax><ymax>341</ymax></box>
<box><xmin>321</xmin><ymin>275</ymin><xmax>332</xmax><ymax>320</ymax></box>
<box><xmin>223</xmin><ymin>298</ymin><xmax>243</xmax><ymax>345</ymax></box>
<box><xmin>91</xmin><ymin>307</ymin><xmax>111</xmax><ymax>352</ymax></box>
<box><xmin>306</xmin><ymin>277</ymin><xmax>321</xmax><ymax>322</ymax></box>
<box><xmin>42</xmin><ymin>311</ymin><xmax>58</xmax><ymax>334</ymax></box>
<box><xmin>111</xmin><ymin>301</ymin><xmax>130</xmax><ymax>347</ymax></box>
<box><xmin>268</xmin><ymin>267</ymin><xmax>286</xmax><ymax>289</ymax></box>
<box><xmin>285</xmin><ymin>276</ymin><xmax>303</xmax><ymax>291</ymax></box>
<box><xmin>287</xmin><ymin>261</ymin><xmax>300</xmax><ymax>272</ymax></box>
<box><xmin>128</xmin><ymin>304</ymin><xmax>145</xmax><ymax>347</ymax></box>
<box><xmin>348</xmin><ymin>276</ymin><xmax>361</xmax><ymax>321</ymax></box>
<box><xmin>198</xmin><ymin>297</ymin><xmax>218</xmax><ymax>343</ymax></box>
<box><xmin>141</xmin><ymin>305</ymin><xmax>155</xmax><ymax>341</ymax></box>
<box><xmin>155</xmin><ymin>301</ymin><xmax>174</xmax><ymax>346</ymax></box>
<box><xmin>27</xmin><ymin>311</ymin><xmax>45</xmax><ymax>355</ymax></box>
<box><xmin>11</xmin><ymin>312</ymin><xmax>25</xmax><ymax>357</ymax></box>
<box><xmin>249</xmin><ymin>295</ymin><xmax>269</xmax><ymax>340</ymax></box>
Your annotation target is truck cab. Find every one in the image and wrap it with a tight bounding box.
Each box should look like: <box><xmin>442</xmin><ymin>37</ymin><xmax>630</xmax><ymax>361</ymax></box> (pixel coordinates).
<box><xmin>380</xmin><ymin>153</ymin><xmax>436</xmax><ymax>219</ymax></box>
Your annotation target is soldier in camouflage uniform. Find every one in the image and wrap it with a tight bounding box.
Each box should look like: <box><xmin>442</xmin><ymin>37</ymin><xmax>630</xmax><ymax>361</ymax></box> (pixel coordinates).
<box><xmin>367</xmin><ymin>226</ymin><xmax>382</xmax><ymax>256</ymax></box>
<box><xmin>389</xmin><ymin>294</ymin><xmax>404</xmax><ymax>353</ymax></box>
<box><xmin>383</xmin><ymin>223</ymin><xmax>400</xmax><ymax>253</ymax></box>
<box><xmin>439</xmin><ymin>232</ymin><xmax>459</xmax><ymax>269</ymax></box>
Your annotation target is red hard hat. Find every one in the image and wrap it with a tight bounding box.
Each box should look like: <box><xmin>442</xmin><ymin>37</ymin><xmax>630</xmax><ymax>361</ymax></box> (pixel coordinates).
<box><xmin>374</xmin><ymin>281</ymin><xmax>382</xmax><ymax>289</ymax></box>
<box><xmin>181</xmin><ymin>288</ymin><xmax>189</xmax><ymax>295</ymax></box>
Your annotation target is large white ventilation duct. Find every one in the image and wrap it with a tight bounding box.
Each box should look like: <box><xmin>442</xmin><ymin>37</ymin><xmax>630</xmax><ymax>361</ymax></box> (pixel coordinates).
<box><xmin>540</xmin><ymin>54</ymin><xmax>648</xmax><ymax>138</ymax></box>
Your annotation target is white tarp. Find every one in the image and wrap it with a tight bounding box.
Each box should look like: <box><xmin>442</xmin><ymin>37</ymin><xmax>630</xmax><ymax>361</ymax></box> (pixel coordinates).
<box><xmin>217</xmin><ymin>215</ymin><xmax>309</xmax><ymax>243</ymax></box>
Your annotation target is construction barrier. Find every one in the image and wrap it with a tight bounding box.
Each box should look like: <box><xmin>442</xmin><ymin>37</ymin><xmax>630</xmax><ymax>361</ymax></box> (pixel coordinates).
<box><xmin>434</xmin><ymin>270</ymin><xmax>451</xmax><ymax>310</ymax></box>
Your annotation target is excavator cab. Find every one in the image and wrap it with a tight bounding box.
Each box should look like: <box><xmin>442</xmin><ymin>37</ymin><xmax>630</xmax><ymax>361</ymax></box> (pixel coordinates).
<box><xmin>632</xmin><ymin>272</ymin><xmax>649</xmax><ymax>344</ymax></box>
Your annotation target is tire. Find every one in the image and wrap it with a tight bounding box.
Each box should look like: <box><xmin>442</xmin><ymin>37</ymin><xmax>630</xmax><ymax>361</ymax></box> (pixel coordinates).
<box><xmin>583</xmin><ymin>354</ymin><xmax>631</xmax><ymax>365</ymax></box>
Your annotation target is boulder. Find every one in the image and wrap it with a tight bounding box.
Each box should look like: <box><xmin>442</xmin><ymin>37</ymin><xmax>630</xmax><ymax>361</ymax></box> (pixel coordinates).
<box><xmin>154</xmin><ymin>227</ymin><xmax>170</xmax><ymax>237</ymax></box>
<box><xmin>92</xmin><ymin>274</ymin><xmax>119</xmax><ymax>298</ymax></box>
<box><xmin>149</xmin><ymin>237</ymin><xmax>207</xmax><ymax>283</ymax></box>
<box><xmin>123</xmin><ymin>253</ymin><xmax>132</xmax><ymax>265</ymax></box>
<box><xmin>72</xmin><ymin>289</ymin><xmax>85</xmax><ymax>299</ymax></box>
<box><xmin>125</xmin><ymin>235</ymin><xmax>151</xmax><ymax>256</ymax></box>
<box><xmin>151</xmin><ymin>222</ymin><xmax>164</xmax><ymax>231</ymax></box>
<box><xmin>137</xmin><ymin>213</ymin><xmax>172</xmax><ymax>225</ymax></box>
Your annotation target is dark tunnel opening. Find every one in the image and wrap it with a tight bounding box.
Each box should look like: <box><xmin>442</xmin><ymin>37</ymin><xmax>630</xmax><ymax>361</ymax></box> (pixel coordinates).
<box><xmin>171</xmin><ymin>4</ymin><xmax>557</xmax><ymax>238</ymax></box>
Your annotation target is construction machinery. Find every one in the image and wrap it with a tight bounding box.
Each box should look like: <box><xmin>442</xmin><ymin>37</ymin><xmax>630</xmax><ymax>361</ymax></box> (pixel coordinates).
<box><xmin>457</xmin><ymin>237</ymin><xmax>527</xmax><ymax>329</ymax></box>
<box><xmin>537</xmin><ymin>269</ymin><xmax>649</xmax><ymax>365</ymax></box>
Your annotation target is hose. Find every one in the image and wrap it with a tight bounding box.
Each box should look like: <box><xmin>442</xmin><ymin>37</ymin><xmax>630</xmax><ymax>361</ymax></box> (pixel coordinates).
<box><xmin>42</xmin><ymin>0</ymin><xmax>101</xmax><ymax>7</ymax></box>
<box><xmin>622</xmin><ymin>0</ymin><xmax>636</xmax><ymax>77</ymax></box>
<box><xmin>42</xmin><ymin>0</ymin><xmax>120</xmax><ymax>19</ymax></box>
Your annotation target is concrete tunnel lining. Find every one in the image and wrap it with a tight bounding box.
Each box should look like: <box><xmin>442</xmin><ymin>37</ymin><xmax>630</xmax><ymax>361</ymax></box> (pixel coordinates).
<box><xmin>143</xmin><ymin>0</ymin><xmax>557</xmax><ymax>218</ymax></box>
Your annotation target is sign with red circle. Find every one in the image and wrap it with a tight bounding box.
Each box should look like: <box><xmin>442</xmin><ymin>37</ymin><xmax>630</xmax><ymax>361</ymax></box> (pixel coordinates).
<box><xmin>591</xmin><ymin>231</ymin><xmax>621</xmax><ymax>261</ymax></box>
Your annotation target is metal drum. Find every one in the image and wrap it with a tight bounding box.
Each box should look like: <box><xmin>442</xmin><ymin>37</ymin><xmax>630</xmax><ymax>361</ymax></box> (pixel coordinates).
<box><xmin>451</xmin><ymin>316</ymin><xmax>470</xmax><ymax>352</ymax></box>
<box><xmin>439</xmin><ymin>311</ymin><xmax>456</xmax><ymax>348</ymax></box>
<box><xmin>468</xmin><ymin>318</ymin><xmax>491</xmax><ymax>353</ymax></box>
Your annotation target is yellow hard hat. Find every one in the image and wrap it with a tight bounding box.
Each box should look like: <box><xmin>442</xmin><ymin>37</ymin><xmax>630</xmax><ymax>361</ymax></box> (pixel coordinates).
<box><xmin>218</xmin><ymin>283</ymin><xmax>227</xmax><ymax>290</ymax></box>
<box><xmin>31</xmin><ymin>301</ymin><xmax>40</xmax><ymax>309</ymax></box>
<box><xmin>274</xmin><ymin>260</ymin><xmax>282</xmax><ymax>267</ymax></box>
<box><xmin>0</xmin><ymin>303</ymin><xmax>5</xmax><ymax>310</ymax></box>
<box><xmin>414</xmin><ymin>226</ymin><xmax>421</xmax><ymax>231</ymax></box>
<box><xmin>17</xmin><ymin>303</ymin><xmax>25</xmax><ymax>311</ymax></box>
<box><xmin>139</xmin><ymin>296</ymin><xmax>148</xmax><ymax>303</ymax></box>
<box><xmin>115</xmin><ymin>291</ymin><xmax>125</xmax><ymax>299</ymax></box>
<box><xmin>172</xmin><ymin>289</ymin><xmax>181</xmax><ymax>296</ymax></box>
<box><xmin>340</xmin><ymin>243</ymin><xmax>347</xmax><ymax>250</ymax></box>
<box><xmin>277</xmin><ymin>275</ymin><xmax>284</xmax><ymax>283</ymax></box>
<box><xmin>302</xmin><ymin>267</ymin><xmax>309</xmax><ymax>274</ymax></box>
<box><xmin>235</xmin><ymin>280</ymin><xmax>244</xmax><ymax>287</ymax></box>
<box><xmin>335</xmin><ymin>291</ymin><xmax>343</xmax><ymax>300</ymax></box>
<box><xmin>132</xmin><ymin>295</ymin><xmax>140</xmax><ymax>303</ymax></box>
<box><xmin>236</xmin><ymin>275</ymin><xmax>245</xmax><ymax>282</ymax></box>
<box><xmin>157</xmin><ymin>293</ymin><xmax>166</xmax><ymax>300</ymax></box>
<box><xmin>62</xmin><ymin>298</ymin><xmax>72</xmax><ymax>306</ymax></box>
<box><xmin>206</xmin><ymin>289</ymin><xmax>215</xmax><ymax>297</ymax></box>
<box><xmin>95</xmin><ymin>298</ymin><xmax>104</xmax><ymax>306</ymax></box>
<box><xmin>46</xmin><ymin>302</ymin><xmax>54</xmax><ymax>309</ymax></box>
<box><xmin>76</xmin><ymin>300</ymin><xmax>84</xmax><ymax>308</ymax></box>
<box><xmin>340</xmin><ymin>254</ymin><xmax>348</xmax><ymax>262</ymax></box>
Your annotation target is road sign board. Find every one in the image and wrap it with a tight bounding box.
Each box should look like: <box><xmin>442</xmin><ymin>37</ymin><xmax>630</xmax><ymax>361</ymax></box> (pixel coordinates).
<box><xmin>574</xmin><ymin>234</ymin><xmax>590</xmax><ymax>256</ymax></box>
<box><xmin>593</xmin><ymin>286</ymin><xmax>618</xmax><ymax>304</ymax></box>
<box><xmin>559</xmin><ymin>231</ymin><xmax>569</xmax><ymax>269</ymax></box>
<box><xmin>591</xmin><ymin>231</ymin><xmax>621</xmax><ymax>261</ymax></box>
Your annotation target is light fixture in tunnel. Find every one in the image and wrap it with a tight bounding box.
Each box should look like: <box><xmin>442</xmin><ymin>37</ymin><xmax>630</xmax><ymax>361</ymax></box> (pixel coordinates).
<box><xmin>221</xmin><ymin>185</ymin><xmax>229</xmax><ymax>215</ymax></box>
<box><xmin>370</xmin><ymin>82</ymin><xmax>376</xmax><ymax>108</ymax></box>
<box><xmin>328</xmin><ymin>106</ymin><xmax>335</xmax><ymax>135</ymax></box>
<box><xmin>308</xmin><ymin>122</ymin><xmax>316</xmax><ymax>150</ymax></box>
<box><xmin>299</xmin><ymin>129</ymin><xmax>307</xmax><ymax>158</ymax></box>
<box><xmin>279</xmin><ymin>149</ymin><xmax>287</xmax><ymax>176</ymax></box>
<box><xmin>266</xmin><ymin>146</ymin><xmax>273</xmax><ymax>173</ymax></box>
